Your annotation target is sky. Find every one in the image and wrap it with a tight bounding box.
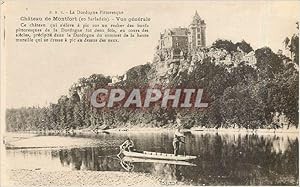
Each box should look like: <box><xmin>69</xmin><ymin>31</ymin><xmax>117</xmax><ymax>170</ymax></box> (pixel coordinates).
<box><xmin>3</xmin><ymin>1</ymin><xmax>299</xmax><ymax>108</ymax></box>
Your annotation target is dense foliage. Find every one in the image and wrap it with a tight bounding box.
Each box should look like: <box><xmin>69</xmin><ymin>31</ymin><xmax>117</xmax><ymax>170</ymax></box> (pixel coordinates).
<box><xmin>6</xmin><ymin>37</ymin><xmax>299</xmax><ymax>131</ymax></box>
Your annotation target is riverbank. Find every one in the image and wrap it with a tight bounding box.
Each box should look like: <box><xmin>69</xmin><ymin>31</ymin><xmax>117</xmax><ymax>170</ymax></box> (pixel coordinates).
<box><xmin>3</xmin><ymin>132</ymin><xmax>119</xmax><ymax>149</ymax></box>
<box><xmin>3</xmin><ymin>127</ymin><xmax>298</xmax><ymax>150</ymax></box>
<box><xmin>5</xmin><ymin>126</ymin><xmax>298</xmax><ymax>135</ymax></box>
<box><xmin>107</xmin><ymin>126</ymin><xmax>299</xmax><ymax>134</ymax></box>
<box><xmin>4</xmin><ymin>169</ymin><xmax>177</xmax><ymax>186</ymax></box>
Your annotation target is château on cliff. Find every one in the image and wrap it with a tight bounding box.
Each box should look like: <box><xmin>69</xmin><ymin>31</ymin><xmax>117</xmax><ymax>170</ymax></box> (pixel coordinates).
<box><xmin>158</xmin><ymin>11</ymin><xmax>206</xmax><ymax>59</ymax></box>
<box><xmin>149</xmin><ymin>11</ymin><xmax>260</xmax><ymax>85</ymax></box>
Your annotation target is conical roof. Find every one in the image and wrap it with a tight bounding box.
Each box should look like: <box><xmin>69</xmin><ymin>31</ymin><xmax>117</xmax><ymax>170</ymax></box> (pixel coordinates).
<box><xmin>191</xmin><ymin>11</ymin><xmax>201</xmax><ymax>25</ymax></box>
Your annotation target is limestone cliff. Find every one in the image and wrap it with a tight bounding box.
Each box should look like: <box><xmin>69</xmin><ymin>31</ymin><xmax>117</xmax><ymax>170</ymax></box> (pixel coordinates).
<box><xmin>145</xmin><ymin>45</ymin><xmax>257</xmax><ymax>87</ymax></box>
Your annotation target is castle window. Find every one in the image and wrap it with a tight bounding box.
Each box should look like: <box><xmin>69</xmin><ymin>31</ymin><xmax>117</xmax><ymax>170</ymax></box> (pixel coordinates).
<box><xmin>198</xmin><ymin>40</ymin><xmax>201</xmax><ymax>45</ymax></box>
<box><xmin>197</xmin><ymin>34</ymin><xmax>200</xmax><ymax>38</ymax></box>
<box><xmin>197</xmin><ymin>28</ymin><xmax>200</xmax><ymax>32</ymax></box>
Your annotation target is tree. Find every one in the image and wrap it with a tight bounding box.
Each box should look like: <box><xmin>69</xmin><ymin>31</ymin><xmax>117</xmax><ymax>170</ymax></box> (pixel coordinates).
<box><xmin>290</xmin><ymin>34</ymin><xmax>299</xmax><ymax>64</ymax></box>
<box><xmin>283</xmin><ymin>22</ymin><xmax>299</xmax><ymax>64</ymax></box>
<box><xmin>255</xmin><ymin>47</ymin><xmax>284</xmax><ymax>76</ymax></box>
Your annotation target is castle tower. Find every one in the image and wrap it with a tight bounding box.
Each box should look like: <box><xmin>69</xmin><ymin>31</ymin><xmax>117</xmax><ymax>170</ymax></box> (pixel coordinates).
<box><xmin>189</xmin><ymin>11</ymin><xmax>206</xmax><ymax>51</ymax></box>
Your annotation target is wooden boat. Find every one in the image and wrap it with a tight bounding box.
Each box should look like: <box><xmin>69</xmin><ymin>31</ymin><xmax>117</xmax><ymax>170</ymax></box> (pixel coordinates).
<box><xmin>122</xmin><ymin>150</ymin><xmax>197</xmax><ymax>161</ymax></box>
<box><xmin>122</xmin><ymin>156</ymin><xmax>196</xmax><ymax>166</ymax></box>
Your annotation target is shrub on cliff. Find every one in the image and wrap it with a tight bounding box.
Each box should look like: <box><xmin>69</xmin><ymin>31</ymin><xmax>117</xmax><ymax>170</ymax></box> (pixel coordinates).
<box><xmin>236</xmin><ymin>40</ymin><xmax>253</xmax><ymax>53</ymax></box>
<box><xmin>124</xmin><ymin>64</ymin><xmax>151</xmax><ymax>87</ymax></box>
<box><xmin>212</xmin><ymin>39</ymin><xmax>236</xmax><ymax>53</ymax></box>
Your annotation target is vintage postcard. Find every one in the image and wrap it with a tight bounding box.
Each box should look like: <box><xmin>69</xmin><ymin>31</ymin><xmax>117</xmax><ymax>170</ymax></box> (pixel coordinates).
<box><xmin>0</xmin><ymin>0</ymin><xmax>299</xmax><ymax>186</ymax></box>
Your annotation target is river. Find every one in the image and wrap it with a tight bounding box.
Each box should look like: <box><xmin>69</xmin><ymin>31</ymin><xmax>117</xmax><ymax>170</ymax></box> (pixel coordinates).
<box><xmin>5</xmin><ymin>131</ymin><xmax>299</xmax><ymax>185</ymax></box>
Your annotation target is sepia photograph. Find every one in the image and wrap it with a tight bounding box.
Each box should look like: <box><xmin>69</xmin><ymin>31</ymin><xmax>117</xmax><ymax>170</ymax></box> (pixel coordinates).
<box><xmin>1</xmin><ymin>0</ymin><xmax>299</xmax><ymax>186</ymax></box>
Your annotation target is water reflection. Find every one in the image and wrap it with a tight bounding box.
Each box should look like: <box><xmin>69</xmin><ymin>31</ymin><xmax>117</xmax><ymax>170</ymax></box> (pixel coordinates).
<box><xmin>120</xmin><ymin>159</ymin><xmax>135</xmax><ymax>172</ymax></box>
<box><xmin>58</xmin><ymin>147</ymin><xmax>121</xmax><ymax>171</ymax></box>
<box><xmin>6</xmin><ymin>132</ymin><xmax>299</xmax><ymax>185</ymax></box>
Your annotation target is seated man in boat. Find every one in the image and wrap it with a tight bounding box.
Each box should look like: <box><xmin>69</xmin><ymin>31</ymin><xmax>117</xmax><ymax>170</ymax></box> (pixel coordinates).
<box><xmin>173</xmin><ymin>128</ymin><xmax>185</xmax><ymax>156</ymax></box>
<box><xmin>120</xmin><ymin>138</ymin><xmax>134</xmax><ymax>152</ymax></box>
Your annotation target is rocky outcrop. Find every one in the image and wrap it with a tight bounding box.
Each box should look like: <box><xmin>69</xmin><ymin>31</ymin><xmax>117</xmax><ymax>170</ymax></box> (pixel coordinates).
<box><xmin>147</xmin><ymin>46</ymin><xmax>258</xmax><ymax>86</ymax></box>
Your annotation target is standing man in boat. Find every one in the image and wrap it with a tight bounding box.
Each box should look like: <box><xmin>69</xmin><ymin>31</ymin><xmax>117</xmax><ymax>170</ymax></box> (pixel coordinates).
<box><xmin>173</xmin><ymin>128</ymin><xmax>185</xmax><ymax>156</ymax></box>
<box><xmin>173</xmin><ymin>113</ymin><xmax>185</xmax><ymax>156</ymax></box>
